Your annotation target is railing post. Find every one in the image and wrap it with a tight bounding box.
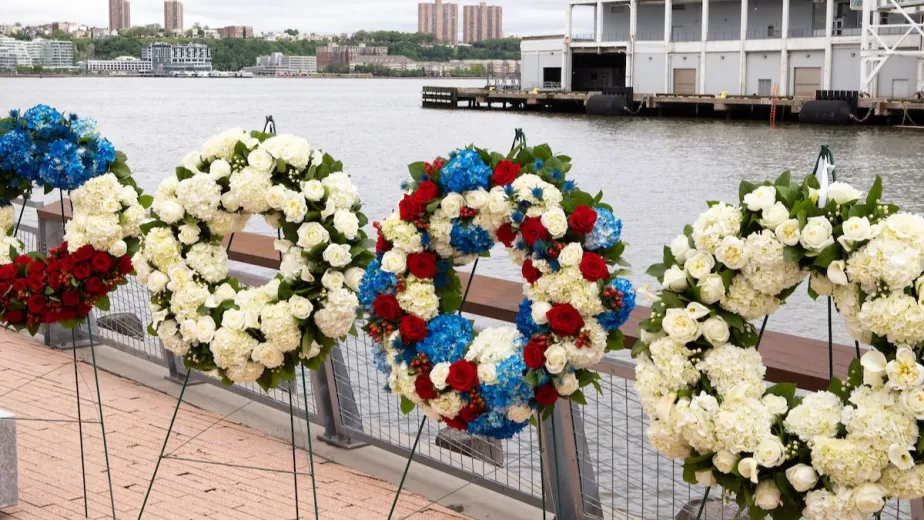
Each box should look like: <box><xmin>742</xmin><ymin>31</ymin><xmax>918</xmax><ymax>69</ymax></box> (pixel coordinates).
<box><xmin>912</xmin><ymin>499</ymin><xmax>924</xmax><ymax>520</ymax></box>
<box><xmin>540</xmin><ymin>401</ymin><xmax>588</xmax><ymax>519</ymax></box>
<box><xmin>311</xmin><ymin>345</ymin><xmax>366</xmax><ymax>449</ymax></box>
<box><xmin>572</xmin><ymin>403</ymin><xmax>603</xmax><ymax>518</ymax></box>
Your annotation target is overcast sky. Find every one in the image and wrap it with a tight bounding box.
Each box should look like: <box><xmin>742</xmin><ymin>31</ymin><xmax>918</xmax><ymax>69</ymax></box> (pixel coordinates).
<box><xmin>4</xmin><ymin>0</ymin><xmax>591</xmax><ymax>37</ymax></box>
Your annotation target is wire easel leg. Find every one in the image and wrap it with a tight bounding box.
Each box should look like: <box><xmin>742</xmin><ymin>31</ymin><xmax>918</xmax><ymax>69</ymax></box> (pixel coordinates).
<box><xmin>288</xmin><ymin>384</ymin><xmax>301</xmax><ymax>520</ymax></box>
<box><xmin>827</xmin><ymin>296</ymin><xmax>834</xmax><ymax>381</ymax></box>
<box><xmin>71</xmin><ymin>329</ymin><xmax>89</xmax><ymax>518</ymax></box>
<box><xmin>538</xmin><ymin>413</ymin><xmax>546</xmax><ymax>520</ymax></box>
<box><xmin>300</xmin><ymin>365</ymin><xmax>320</xmax><ymax>520</ymax></box>
<box><xmin>388</xmin><ymin>417</ymin><xmax>427</xmax><ymax>520</ymax></box>
<box><xmin>695</xmin><ymin>487</ymin><xmax>711</xmax><ymax>520</ymax></box>
<box><xmin>87</xmin><ymin>322</ymin><xmax>117</xmax><ymax>518</ymax></box>
<box><xmin>550</xmin><ymin>414</ymin><xmax>563</xmax><ymax>518</ymax></box>
<box><xmin>138</xmin><ymin>370</ymin><xmax>191</xmax><ymax>519</ymax></box>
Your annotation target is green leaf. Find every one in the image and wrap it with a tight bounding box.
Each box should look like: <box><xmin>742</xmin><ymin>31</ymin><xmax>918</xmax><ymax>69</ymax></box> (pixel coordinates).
<box><xmin>828</xmin><ymin>377</ymin><xmax>850</xmax><ymax>403</ymax></box>
<box><xmin>275</xmin><ymin>158</ymin><xmax>288</xmax><ymax>173</ymax></box>
<box><xmin>866</xmin><ymin>176</ymin><xmax>883</xmax><ymax>207</ymax></box>
<box><xmin>630</xmin><ymin>341</ymin><xmax>650</xmax><ymax>359</ymax></box>
<box><xmin>400</xmin><ymin>396</ymin><xmax>416</xmax><ymax>415</ymax></box>
<box><xmin>408</xmin><ymin>161</ymin><xmax>427</xmax><ymax>181</ymax></box>
<box><xmin>175</xmin><ymin>167</ymin><xmax>194</xmax><ymax>181</ymax></box>
<box><xmin>739</xmin><ymin>180</ymin><xmax>757</xmax><ymax>204</ymax></box>
<box><xmin>646</xmin><ymin>263</ymin><xmax>667</xmax><ymax>280</ymax></box>
<box><xmin>774</xmin><ymin>170</ymin><xmax>792</xmax><ymax>187</ymax></box>
<box><xmin>765</xmin><ymin>383</ymin><xmax>797</xmax><ymax>405</ymax></box>
<box><xmin>847</xmin><ymin>358</ymin><xmax>863</xmax><ymax>388</ymax></box>
<box><xmin>277</xmin><ymin>281</ymin><xmax>294</xmax><ymax>301</ymax></box>
<box><xmin>569</xmin><ymin>390</ymin><xmax>587</xmax><ymax>405</ymax></box>
<box><xmin>94</xmin><ymin>295</ymin><xmax>111</xmax><ymax>312</ymax></box>
<box><xmin>606</xmin><ymin>330</ymin><xmax>625</xmax><ymax>352</ymax></box>
<box><xmin>811</xmin><ymin>244</ymin><xmax>840</xmax><ymax>268</ymax></box>
<box><xmin>783</xmin><ymin>246</ymin><xmax>804</xmax><ymax>263</ymax></box>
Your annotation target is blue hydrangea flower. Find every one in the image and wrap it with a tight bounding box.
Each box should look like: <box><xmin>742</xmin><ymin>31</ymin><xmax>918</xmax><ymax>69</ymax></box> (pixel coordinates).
<box><xmin>373</xmin><ymin>344</ymin><xmax>391</xmax><ymax>375</ymax></box>
<box><xmin>449</xmin><ymin>221</ymin><xmax>494</xmax><ymax>255</ymax></box>
<box><xmin>358</xmin><ymin>259</ymin><xmax>398</xmax><ymax>309</ymax></box>
<box><xmin>479</xmin><ymin>354</ymin><xmax>531</xmax><ymax>410</ymax></box>
<box><xmin>515</xmin><ymin>299</ymin><xmax>549</xmax><ymax>337</ymax></box>
<box><xmin>467</xmin><ymin>409</ymin><xmax>529</xmax><ymax>439</ymax></box>
<box><xmin>439</xmin><ymin>149</ymin><xmax>491</xmax><ymax>193</ymax></box>
<box><xmin>596</xmin><ymin>278</ymin><xmax>637</xmax><ymax>331</ymax></box>
<box><xmin>417</xmin><ymin>315</ymin><xmax>473</xmax><ymax>364</ymax></box>
<box><xmin>584</xmin><ymin>208</ymin><xmax>623</xmax><ymax>251</ymax></box>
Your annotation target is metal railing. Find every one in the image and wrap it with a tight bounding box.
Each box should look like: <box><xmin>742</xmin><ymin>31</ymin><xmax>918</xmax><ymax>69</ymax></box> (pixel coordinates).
<box><xmin>25</xmin><ymin>205</ymin><xmax>923</xmax><ymax>519</ymax></box>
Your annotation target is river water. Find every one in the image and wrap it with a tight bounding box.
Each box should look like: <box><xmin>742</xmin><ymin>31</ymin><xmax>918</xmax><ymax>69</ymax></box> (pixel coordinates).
<box><xmin>4</xmin><ymin>77</ymin><xmax>924</xmax><ymax>518</ymax></box>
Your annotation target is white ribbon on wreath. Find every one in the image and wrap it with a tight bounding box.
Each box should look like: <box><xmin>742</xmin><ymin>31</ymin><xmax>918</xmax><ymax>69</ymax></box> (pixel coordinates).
<box><xmin>813</xmin><ymin>145</ymin><xmax>836</xmax><ymax>208</ymax></box>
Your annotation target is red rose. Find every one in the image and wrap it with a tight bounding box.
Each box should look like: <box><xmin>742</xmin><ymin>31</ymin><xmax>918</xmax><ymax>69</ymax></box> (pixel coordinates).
<box><xmin>414</xmin><ymin>374</ymin><xmax>438</xmax><ymax>400</ymax></box>
<box><xmin>414</xmin><ymin>180</ymin><xmax>439</xmax><ymax>204</ymax></box>
<box><xmin>519</xmin><ymin>217</ymin><xmax>549</xmax><ymax>247</ymax></box>
<box><xmin>62</xmin><ymin>291</ymin><xmax>80</xmax><ymax>308</ymax></box>
<box><xmin>442</xmin><ymin>415</ymin><xmax>467</xmax><ymax>431</ymax></box>
<box><xmin>376</xmin><ymin>232</ymin><xmax>393</xmax><ymax>254</ymax></box>
<box><xmin>546</xmin><ymin>303</ymin><xmax>585</xmax><ymax>337</ymax></box>
<box><xmin>447</xmin><ymin>360</ymin><xmax>479</xmax><ymax>392</ymax></box>
<box><xmin>373</xmin><ymin>294</ymin><xmax>402</xmax><ymax>322</ymax></box>
<box><xmin>28</xmin><ymin>261</ymin><xmax>46</xmax><ymax>276</ymax></box>
<box><xmin>406</xmin><ymin>252</ymin><xmax>437</xmax><ymax>279</ymax></box>
<box><xmin>535</xmin><ymin>384</ymin><xmax>559</xmax><ymax>406</ymax></box>
<box><xmin>117</xmin><ymin>255</ymin><xmax>134</xmax><ymax>275</ymax></box>
<box><xmin>42</xmin><ymin>311</ymin><xmax>61</xmax><ymax>324</ymax></box>
<box><xmin>568</xmin><ymin>205</ymin><xmax>598</xmax><ymax>235</ymax></box>
<box><xmin>0</xmin><ymin>264</ymin><xmax>15</xmax><ymax>281</ymax></box>
<box><xmin>91</xmin><ymin>252</ymin><xmax>114</xmax><ymax>273</ymax></box>
<box><xmin>26</xmin><ymin>274</ymin><xmax>44</xmax><ymax>293</ymax></box>
<box><xmin>85</xmin><ymin>277</ymin><xmax>107</xmax><ymax>296</ymax></box>
<box><xmin>521</xmin><ymin>259</ymin><xmax>542</xmax><ymax>284</ymax></box>
<box><xmin>496</xmin><ymin>223</ymin><xmax>516</xmax><ymax>248</ymax></box>
<box><xmin>459</xmin><ymin>404</ymin><xmax>482</xmax><ymax>423</ymax></box>
<box><xmin>399</xmin><ymin>194</ymin><xmax>422</xmax><ymax>221</ymax></box>
<box><xmin>73</xmin><ymin>263</ymin><xmax>91</xmax><ymax>281</ymax></box>
<box><xmin>579</xmin><ymin>252</ymin><xmax>609</xmax><ymax>282</ymax></box>
<box><xmin>74</xmin><ymin>245</ymin><xmax>95</xmax><ymax>262</ymax></box>
<box><xmin>400</xmin><ymin>315</ymin><xmax>428</xmax><ymax>343</ymax></box>
<box><xmin>12</xmin><ymin>279</ymin><xmax>26</xmax><ymax>293</ymax></box>
<box><xmin>14</xmin><ymin>256</ymin><xmax>32</xmax><ymax>267</ymax></box>
<box><xmin>27</xmin><ymin>294</ymin><xmax>46</xmax><ymax>314</ymax></box>
<box><xmin>3</xmin><ymin>310</ymin><xmax>25</xmax><ymax>324</ymax></box>
<box><xmin>492</xmin><ymin>160</ymin><xmax>521</xmax><ymax>186</ymax></box>
<box><xmin>58</xmin><ymin>310</ymin><xmax>77</xmax><ymax>321</ymax></box>
<box><xmin>523</xmin><ymin>340</ymin><xmax>547</xmax><ymax>370</ymax></box>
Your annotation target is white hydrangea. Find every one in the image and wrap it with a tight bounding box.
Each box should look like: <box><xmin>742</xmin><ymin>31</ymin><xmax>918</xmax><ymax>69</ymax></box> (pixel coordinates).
<box><xmin>858</xmin><ymin>292</ymin><xmax>924</xmax><ymax>346</ymax></box>
<box><xmin>565</xmin><ymin>318</ymin><xmax>607</xmax><ymax>368</ymax></box>
<box><xmin>228</xmin><ymin>167</ymin><xmax>273</xmax><ymax>214</ymax></box>
<box><xmin>697</xmin><ymin>344</ymin><xmax>766</xmax><ymax>398</ymax></box>
<box><xmin>210</xmin><ymin>326</ymin><xmax>260</xmax><ymax>371</ymax></box>
<box><xmin>811</xmin><ymin>437</ymin><xmax>889</xmax><ymax>487</ymax></box>
<box><xmin>673</xmin><ymin>393</ymin><xmax>720</xmax><ymax>454</ymax></box>
<box><xmin>880</xmin><ymin>464</ymin><xmax>924</xmax><ymax>499</ymax></box>
<box><xmin>380</xmin><ymin>213</ymin><xmax>423</xmax><ymax>254</ymax></box>
<box><xmin>526</xmin><ymin>266</ymin><xmax>604</xmax><ymax>316</ymax></box>
<box><xmin>430</xmin><ymin>391</ymin><xmax>464</xmax><ymax>417</ymax></box>
<box><xmin>511</xmin><ymin>174</ymin><xmax>563</xmax><ymax>216</ymax></box>
<box><xmin>261</xmin><ymin>134</ymin><xmax>312</xmax><ymax>169</ymax></box>
<box><xmin>720</xmin><ymin>275</ymin><xmax>780</xmax><ymax>320</ymax></box>
<box><xmin>176</xmin><ymin>173</ymin><xmax>222</xmax><ymax>221</ymax></box>
<box><xmin>647</xmin><ymin>418</ymin><xmax>691</xmax><ymax>459</ymax></box>
<box><xmin>260</xmin><ymin>302</ymin><xmax>301</xmax><ymax>353</ymax></box>
<box><xmin>313</xmin><ymin>287</ymin><xmax>359</xmax><ymax>339</ymax></box>
<box><xmin>185</xmin><ymin>243</ymin><xmax>229</xmax><ymax>284</ymax></box>
<box><xmin>144</xmin><ymin>227</ymin><xmax>183</xmax><ymax>272</ymax></box>
<box><xmin>691</xmin><ymin>203</ymin><xmax>743</xmax><ymax>254</ymax></box>
<box><xmin>842</xmin><ymin>386</ymin><xmax>918</xmax><ymax>452</ymax></box>
<box><xmin>740</xmin><ymin>230</ymin><xmax>806</xmax><ymax>295</ymax></box>
<box><xmin>225</xmin><ymin>362</ymin><xmax>265</xmax><ymax>384</ymax></box>
<box><xmin>802</xmin><ymin>488</ymin><xmax>866</xmax><ymax>520</ymax></box>
<box><xmin>783</xmin><ymin>391</ymin><xmax>844</xmax><ymax>442</ymax></box>
<box><xmin>712</xmin><ymin>395</ymin><xmax>773</xmax><ymax>454</ymax></box>
<box><xmin>397</xmin><ymin>280</ymin><xmax>439</xmax><ymax>320</ymax></box>
<box><xmin>169</xmin><ymin>282</ymin><xmax>210</xmax><ymax>323</ymax></box>
<box><xmin>0</xmin><ymin>205</ymin><xmax>13</xmax><ymax>234</ymax></box>
<box><xmin>647</xmin><ymin>338</ymin><xmax>700</xmax><ymax>393</ymax></box>
<box><xmin>321</xmin><ymin>172</ymin><xmax>360</xmax><ymax>211</ymax></box>
<box><xmin>847</xmin><ymin>235</ymin><xmax>924</xmax><ymax>294</ymax></box>
<box><xmin>201</xmin><ymin>128</ymin><xmax>248</xmax><ymax>161</ymax></box>
<box><xmin>465</xmin><ymin>327</ymin><xmax>521</xmax><ymax>365</ymax></box>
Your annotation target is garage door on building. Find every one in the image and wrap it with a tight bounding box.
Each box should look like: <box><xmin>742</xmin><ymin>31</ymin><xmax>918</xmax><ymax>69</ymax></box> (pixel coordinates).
<box><xmin>794</xmin><ymin>67</ymin><xmax>822</xmax><ymax>96</ymax></box>
<box><xmin>673</xmin><ymin>69</ymin><xmax>696</xmax><ymax>95</ymax></box>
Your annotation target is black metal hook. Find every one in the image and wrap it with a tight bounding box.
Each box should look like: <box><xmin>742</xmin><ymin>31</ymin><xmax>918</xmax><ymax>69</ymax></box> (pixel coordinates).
<box><xmin>510</xmin><ymin>128</ymin><xmax>526</xmax><ymax>153</ymax></box>
<box><xmin>263</xmin><ymin>115</ymin><xmax>276</xmax><ymax>135</ymax></box>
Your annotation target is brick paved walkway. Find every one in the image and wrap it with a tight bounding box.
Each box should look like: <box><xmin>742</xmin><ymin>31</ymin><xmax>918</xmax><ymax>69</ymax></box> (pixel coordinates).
<box><xmin>0</xmin><ymin>330</ymin><xmax>468</xmax><ymax>520</ymax></box>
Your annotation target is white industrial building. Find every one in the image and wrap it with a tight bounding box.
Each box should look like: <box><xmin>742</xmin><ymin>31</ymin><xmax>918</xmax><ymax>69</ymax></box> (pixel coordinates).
<box><xmin>244</xmin><ymin>52</ymin><xmax>318</xmax><ymax>75</ymax></box>
<box><xmin>521</xmin><ymin>0</ymin><xmax>923</xmax><ymax>98</ymax></box>
<box><xmin>142</xmin><ymin>42</ymin><xmax>212</xmax><ymax>73</ymax></box>
<box><xmin>83</xmin><ymin>56</ymin><xmax>153</xmax><ymax>74</ymax></box>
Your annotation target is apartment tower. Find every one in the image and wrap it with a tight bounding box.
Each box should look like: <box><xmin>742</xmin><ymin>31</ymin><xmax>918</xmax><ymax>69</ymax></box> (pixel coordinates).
<box><xmin>417</xmin><ymin>0</ymin><xmax>458</xmax><ymax>46</ymax></box>
<box><xmin>164</xmin><ymin>1</ymin><xmax>184</xmax><ymax>34</ymax></box>
<box><xmin>108</xmin><ymin>0</ymin><xmax>131</xmax><ymax>32</ymax></box>
<box><xmin>463</xmin><ymin>2</ymin><xmax>503</xmax><ymax>43</ymax></box>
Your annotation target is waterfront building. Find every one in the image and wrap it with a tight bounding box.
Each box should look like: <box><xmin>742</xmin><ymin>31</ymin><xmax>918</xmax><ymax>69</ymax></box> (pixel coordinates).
<box><xmin>84</xmin><ymin>56</ymin><xmax>152</xmax><ymax>74</ymax></box>
<box><xmin>463</xmin><ymin>2</ymin><xmax>503</xmax><ymax>43</ymax></box>
<box><xmin>142</xmin><ymin>42</ymin><xmax>212</xmax><ymax>73</ymax></box>
<box><xmin>519</xmin><ymin>0</ymin><xmax>923</xmax><ymax>98</ymax></box>
<box><xmin>108</xmin><ymin>0</ymin><xmax>131</xmax><ymax>32</ymax></box>
<box><xmin>316</xmin><ymin>44</ymin><xmax>389</xmax><ymax>70</ymax></box>
<box><xmin>91</xmin><ymin>27</ymin><xmax>113</xmax><ymax>39</ymax></box>
<box><xmin>245</xmin><ymin>52</ymin><xmax>318</xmax><ymax>74</ymax></box>
<box><xmin>0</xmin><ymin>37</ymin><xmax>75</xmax><ymax>70</ymax></box>
<box><xmin>218</xmin><ymin>26</ymin><xmax>254</xmax><ymax>39</ymax></box>
<box><xmin>418</xmin><ymin>0</ymin><xmax>460</xmax><ymax>46</ymax></box>
<box><xmin>0</xmin><ymin>24</ymin><xmax>22</xmax><ymax>36</ymax></box>
<box><xmin>164</xmin><ymin>1</ymin><xmax>184</xmax><ymax>34</ymax></box>
<box><xmin>350</xmin><ymin>55</ymin><xmax>417</xmax><ymax>71</ymax></box>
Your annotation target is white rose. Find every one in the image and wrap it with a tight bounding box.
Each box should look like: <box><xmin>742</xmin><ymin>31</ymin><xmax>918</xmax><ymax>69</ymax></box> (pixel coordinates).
<box><xmin>297</xmin><ymin>222</ymin><xmax>330</xmax><ymax>249</ymax></box>
<box><xmin>694</xmin><ymin>470</ymin><xmax>716</xmax><ymax>487</ymax></box>
<box><xmin>531</xmin><ymin>301</ymin><xmax>552</xmax><ymax>325</ymax></box>
<box><xmin>853</xmin><ymin>483</ymin><xmax>885</xmax><ymax>514</ymax></box>
<box><xmin>440</xmin><ymin>193</ymin><xmax>465</xmax><ymax>219</ymax></box>
<box><xmin>714</xmin><ymin>236</ymin><xmax>747</xmax><ymax>270</ymax></box>
<box><xmin>196</xmin><ymin>316</ymin><xmax>217</xmax><ymax>344</ymax></box>
<box><xmin>555</xmin><ymin>373</ymin><xmax>579</xmax><ymax>396</ymax></box>
<box><xmin>147</xmin><ymin>271</ymin><xmax>169</xmax><ymax>294</ymax></box>
<box><xmin>333</xmin><ymin>210</ymin><xmax>359</xmax><ymax>240</ymax></box>
<box><xmin>761</xmin><ymin>394</ymin><xmax>788</xmax><ymax>416</ymax></box>
<box><xmin>743</xmin><ymin>186</ymin><xmax>777</xmax><ymax>211</ymax></box>
<box><xmin>557</xmin><ymin>243</ymin><xmax>583</xmax><ymax>267</ymax></box>
<box><xmin>322</xmin><ymin>244</ymin><xmax>352</xmax><ymax>268</ymax></box>
<box><xmin>827</xmin><ymin>181</ymin><xmax>861</xmax><ymax>204</ymax></box>
<box><xmin>775</xmin><ymin>219</ymin><xmax>801</xmax><ymax>247</ymax></box>
<box><xmin>247</xmin><ymin>150</ymin><xmax>274</xmax><ymax>173</ymax></box>
<box><xmin>800</xmin><ymin>217</ymin><xmax>834</xmax><ymax>252</ymax></box>
<box><xmin>905</xmin><ymin>388</ymin><xmax>924</xmax><ymax>420</ymax></box>
<box><xmin>889</xmin><ymin>443</ymin><xmax>915</xmax><ymax>470</ymax></box>
<box><xmin>713</xmin><ymin>451</ymin><xmax>739</xmax><ymax>474</ymax></box>
<box><xmin>430</xmin><ymin>362</ymin><xmax>451</xmax><ymax>390</ymax></box>
<box><xmin>158</xmin><ymin>199</ymin><xmax>185</xmax><ymax>224</ymax></box>
<box><xmin>753</xmin><ymin>481</ymin><xmax>781</xmax><ymax>510</ymax></box>
<box><xmin>737</xmin><ymin>457</ymin><xmax>759</xmax><ymax>484</ymax></box>
<box><xmin>253</xmin><ymin>344</ymin><xmax>284</xmax><ymax>369</ymax></box>
<box><xmin>265</xmin><ymin>185</ymin><xmax>289</xmax><ymax>210</ymax></box>
<box><xmin>754</xmin><ymin>436</ymin><xmax>785</xmax><ymax>468</ymax></box>
<box><xmin>701</xmin><ymin>317</ymin><xmax>730</xmax><ymax>346</ymax></box>
<box><xmin>697</xmin><ymin>274</ymin><xmax>726</xmax><ymax>304</ymax></box>
<box><xmin>345</xmin><ymin>267</ymin><xmax>365</xmax><ymax>292</ymax></box>
<box><xmin>670</xmin><ymin>235</ymin><xmax>692</xmax><ymax>263</ymax></box>
<box><xmin>289</xmin><ymin>295</ymin><xmax>315</xmax><ymax>320</ymax></box>
<box><xmin>222</xmin><ymin>310</ymin><xmax>245</xmax><ymax>331</ymax></box>
<box><xmin>301</xmin><ymin>180</ymin><xmax>325</xmax><ymax>201</ymax></box>
<box><xmin>810</xmin><ymin>273</ymin><xmax>834</xmax><ymax>297</ymax></box>
<box><xmin>760</xmin><ymin>202</ymin><xmax>790</xmax><ymax>230</ymax></box>
<box><xmin>322</xmin><ymin>269</ymin><xmax>344</xmax><ymax>291</ymax></box>
<box><xmin>178</xmin><ymin>224</ymin><xmax>201</xmax><ymax>245</ymax></box>
<box><xmin>827</xmin><ymin>260</ymin><xmax>848</xmax><ymax>286</ymax></box>
<box><xmin>656</xmin><ymin>393</ymin><xmax>676</xmax><ymax>422</ymax></box>
<box><xmin>180</xmin><ymin>319</ymin><xmax>198</xmax><ymax>343</ymax></box>
<box><xmin>684</xmin><ymin>251</ymin><xmax>715</xmax><ymax>280</ymax></box>
<box><xmin>661</xmin><ymin>309</ymin><xmax>701</xmax><ymax>344</ymax></box>
<box><xmin>507</xmin><ymin>405</ymin><xmax>532</xmax><ymax>423</ymax></box>
<box><xmin>843</xmin><ymin>216</ymin><xmax>873</xmax><ymax>242</ymax></box>
<box><xmin>182</xmin><ymin>151</ymin><xmax>202</xmax><ymax>172</ymax></box>
<box><xmin>209</xmin><ymin>159</ymin><xmax>232</xmax><ymax>179</ymax></box>
<box><xmin>109</xmin><ymin>240</ymin><xmax>127</xmax><ymax>257</ymax></box>
<box><xmin>478</xmin><ymin>364</ymin><xmax>498</xmax><ymax>385</ymax></box>
<box><xmin>785</xmin><ymin>464</ymin><xmax>818</xmax><ymax>492</ymax></box>
<box><xmin>685</xmin><ymin>302</ymin><xmax>710</xmax><ymax>321</ymax></box>
<box><xmin>540</xmin><ymin>208</ymin><xmax>568</xmax><ymax>238</ymax></box>
<box><xmin>663</xmin><ymin>265</ymin><xmax>689</xmax><ymax>292</ymax></box>
<box><xmin>544</xmin><ymin>345</ymin><xmax>568</xmax><ymax>375</ymax></box>
<box><xmin>381</xmin><ymin>250</ymin><xmax>407</xmax><ymax>274</ymax></box>
<box><xmin>464</xmin><ymin>189</ymin><xmax>489</xmax><ymax>210</ymax></box>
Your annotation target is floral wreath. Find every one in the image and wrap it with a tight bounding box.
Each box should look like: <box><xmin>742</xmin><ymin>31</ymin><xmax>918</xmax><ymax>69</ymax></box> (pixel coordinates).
<box><xmin>359</xmin><ymin>143</ymin><xmax>636</xmax><ymax>439</ymax></box>
<box><xmin>638</xmin><ymin>171</ymin><xmax>924</xmax><ymax>518</ymax></box>
<box><xmin>0</xmin><ymin>105</ymin><xmax>147</xmax><ymax>334</ymax></box>
<box><xmin>138</xmin><ymin>129</ymin><xmax>373</xmax><ymax>389</ymax></box>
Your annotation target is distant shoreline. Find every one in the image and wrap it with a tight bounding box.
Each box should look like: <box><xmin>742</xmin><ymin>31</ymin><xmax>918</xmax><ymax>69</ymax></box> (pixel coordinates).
<box><xmin>0</xmin><ymin>75</ymin><xmax>482</xmax><ymax>81</ymax></box>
